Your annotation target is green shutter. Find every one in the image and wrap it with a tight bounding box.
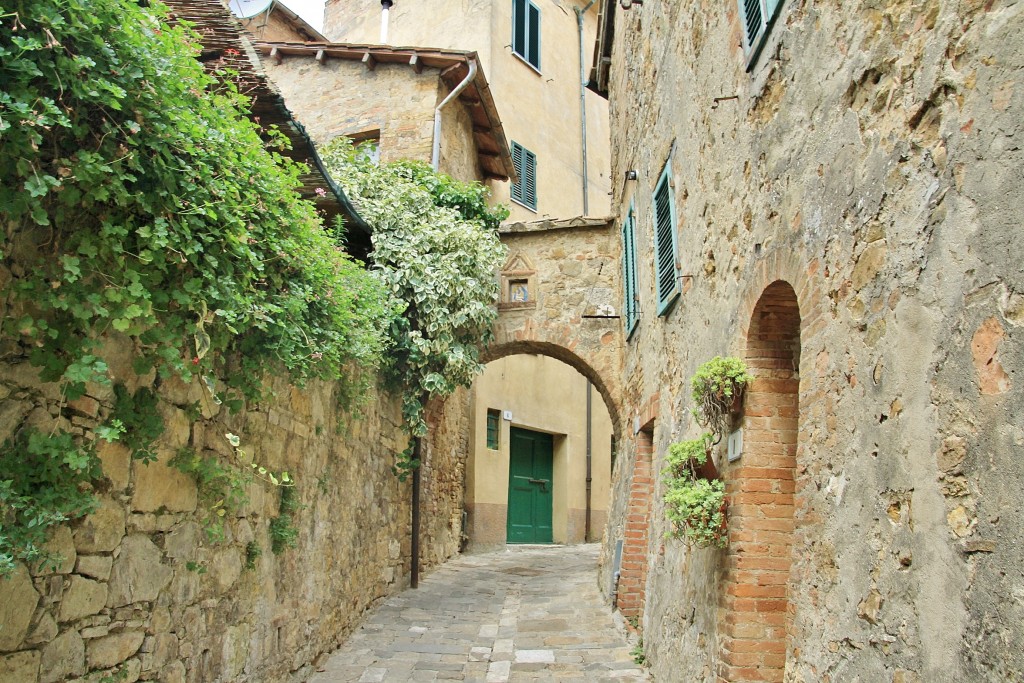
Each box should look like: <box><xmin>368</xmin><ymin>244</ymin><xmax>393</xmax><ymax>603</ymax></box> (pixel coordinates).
<box><xmin>527</xmin><ymin>1</ymin><xmax>541</xmax><ymax>70</ymax></box>
<box><xmin>739</xmin><ymin>0</ymin><xmax>783</xmax><ymax>70</ymax></box>
<box><xmin>512</xmin><ymin>0</ymin><xmax>527</xmax><ymax>58</ymax></box>
<box><xmin>621</xmin><ymin>202</ymin><xmax>639</xmax><ymax>337</ymax></box>
<box><xmin>511</xmin><ymin>141</ymin><xmax>537</xmax><ymax>210</ymax></box>
<box><xmin>653</xmin><ymin>162</ymin><xmax>679</xmax><ymax>316</ymax></box>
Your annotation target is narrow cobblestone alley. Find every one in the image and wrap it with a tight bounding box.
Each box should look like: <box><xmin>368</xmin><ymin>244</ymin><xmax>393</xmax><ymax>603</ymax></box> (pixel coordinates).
<box><xmin>307</xmin><ymin>545</ymin><xmax>649</xmax><ymax>682</ymax></box>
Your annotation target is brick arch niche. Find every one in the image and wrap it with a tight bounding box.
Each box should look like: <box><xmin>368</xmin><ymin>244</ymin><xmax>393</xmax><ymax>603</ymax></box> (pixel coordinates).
<box><xmin>720</xmin><ymin>280</ymin><xmax>801</xmax><ymax>683</ymax></box>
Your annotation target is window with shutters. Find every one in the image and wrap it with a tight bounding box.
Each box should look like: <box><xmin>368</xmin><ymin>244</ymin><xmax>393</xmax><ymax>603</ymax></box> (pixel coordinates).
<box><xmin>653</xmin><ymin>161</ymin><xmax>680</xmax><ymax>316</ymax></box>
<box><xmin>512</xmin><ymin>0</ymin><xmax>541</xmax><ymax>71</ymax></box>
<box><xmin>486</xmin><ymin>409</ymin><xmax>500</xmax><ymax>450</ymax></box>
<box><xmin>738</xmin><ymin>0</ymin><xmax>783</xmax><ymax>70</ymax></box>
<box><xmin>510</xmin><ymin>141</ymin><xmax>537</xmax><ymax>211</ymax></box>
<box><xmin>621</xmin><ymin>201</ymin><xmax>639</xmax><ymax>338</ymax></box>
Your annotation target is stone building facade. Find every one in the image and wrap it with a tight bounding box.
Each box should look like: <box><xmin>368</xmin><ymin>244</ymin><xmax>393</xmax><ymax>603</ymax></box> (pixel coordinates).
<box><xmin>323</xmin><ymin>0</ymin><xmax>612</xmax><ymax>222</ymax></box>
<box><xmin>594</xmin><ymin>0</ymin><xmax>1024</xmax><ymax>681</ymax></box>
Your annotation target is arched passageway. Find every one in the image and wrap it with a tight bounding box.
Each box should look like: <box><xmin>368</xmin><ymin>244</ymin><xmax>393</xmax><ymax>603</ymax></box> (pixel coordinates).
<box><xmin>465</xmin><ymin>347</ymin><xmax>618</xmax><ymax>553</ymax></box>
<box><xmin>721</xmin><ymin>280</ymin><xmax>801</xmax><ymax>683</ymax></box>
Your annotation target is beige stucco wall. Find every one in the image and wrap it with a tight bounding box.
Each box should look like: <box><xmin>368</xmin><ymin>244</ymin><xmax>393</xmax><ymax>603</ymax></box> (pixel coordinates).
<box><xmin>598</xmin><ymin>0</ymin><xmax>1024</xmax><ymax>680</ymax></box>
<box><xmin>466</xmin><ymin>355</ymin><xmax>612</xmax><ymax>552</ymax></box>
<box><xmin>324</xmin><ymin>0</ymin><xmax>612</xmax><ymax>221</ymax></box>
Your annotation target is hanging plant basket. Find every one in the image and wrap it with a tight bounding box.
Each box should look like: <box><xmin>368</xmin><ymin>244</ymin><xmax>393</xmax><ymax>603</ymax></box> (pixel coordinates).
<box><xmin>691</xmin><ymin>356</ymin><xmax>753</xmax><ymax>437</ymax></box>
<box><xmin>662</xmin><ymin>434</ymin><xmax>727</xmax><ymax>549</ymax></box>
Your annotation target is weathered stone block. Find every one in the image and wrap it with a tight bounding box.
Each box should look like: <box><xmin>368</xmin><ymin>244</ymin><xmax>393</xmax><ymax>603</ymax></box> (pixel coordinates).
<box><xmin>130</xmin><ymin>447</ymin><xmax>197</xmax><ymax>514</ymax></box>
<box><xmin>107</xmin><ymin>535</ymin><xmax>172</xmax><ymax>608</ymax></box>
<box><xmin>59</xmin><ymin>576</ymin><xmax>108</xmax><ymax>622</ymax></box>
<box><xmin>97</xmin><ymin>440</ymin><xmax>131</xmax><ymax>492</ymax></box>
<box><xmin>86</xmin><ymin>630</ymin><xmax>144</xmax><ymax>670</ymax></box>
<box><xmin>32</xmin><ymin>526</ymin><xmax>76</xmax><ymax>576</ymax></box>
<box><xmin>40</xmin><ymin>628</ymin><xmax>86</xmax><ymax>682</ymax></box>
<box><xmin>0</xmin><ymin>564</ymin><xmax>39</xmax><ymax>651</ymax></box>
<box><xmin>75</xmin><ymin>555</ymin><xmax>113</xmax><ymax>582</ymax></box>
<box><xmin>0</xmin><ymin>650</ymin><xmax>40</xmax><ymax>683</ymax></box>
<box><xmin>73</xmin><ymin>497</ymin><xmax>126</xmax><ymax>554</ymax></box>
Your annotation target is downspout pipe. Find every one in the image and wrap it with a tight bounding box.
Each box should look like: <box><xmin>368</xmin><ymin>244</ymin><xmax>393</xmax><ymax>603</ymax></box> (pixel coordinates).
<box><xmin>431</xmin><ymin>58</ymin><xmax>478</xmax><ymax>172</ymax></box>
<box><xmin>576</xmin><ymin>0</ymin><xmax>597</xmax><ymax>216</ymax></box>
<box><xmin>585</xmin><ymin>378</ymin><xmax>593</xmax><ymax>542</ymax></box>
<box><xmin>380</xmin><ymin>0</ymin><xmax>393</xmax><ymax>44</ymax></box>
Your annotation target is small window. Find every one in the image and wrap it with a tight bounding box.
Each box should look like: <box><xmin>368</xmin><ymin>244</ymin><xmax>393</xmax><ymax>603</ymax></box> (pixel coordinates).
<box><xmin>512</xmin><ymin>0</ymin><xmax>541</xmax><ymax>71</ymax></box>
<box><xmin>511</xmin><ymin>141</ymin><xmax>537</xmax><ymax>210</ymax></box>
<box><xmin>653</xmin><ymin>161</ymin><xmax>680</xmax><ymax>316</ymax></box>
<box><xmin>621</xmin><ymin>201</ymin><xmax>639</xmax><ymax>337</ymax></box>
<box><xmin>738</xmin><ymin>0</ymin><xmax>782</xmax><ymax>70</ymax></box>
<box><xmin>348</xmin><ymin>129</ymin><xmax>381</xmax><ymax>165</ymax></box>
<box><xmin>486</xmin><ymin>409</ymin><xmax>500</xmax><ymax>450</ymax></box>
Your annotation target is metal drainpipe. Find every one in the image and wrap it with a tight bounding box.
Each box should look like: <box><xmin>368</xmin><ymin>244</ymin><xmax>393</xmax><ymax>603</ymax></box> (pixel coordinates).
<box><xmin>380</xmin><ymin>0</ymin><xmax>393</xmax><ymax>44</ymax></box>
<box><xmin>411</xmin><ymin>434</ymin><xmax>421</xmax><ymax>589</ymax></box>
<box><xmin>585</xmin><ymin>378</ymin><xmax>593</xmax><ymax>542</ymax></box>
<box><xmin>431</xmin><ymin>59</ymin><xmax>478</xmax><ymax>172</ymax></box>
<box><xmin>576</xmin><ymin>0</ymin><xmax>596</xmax><ymax>216</ymax></box>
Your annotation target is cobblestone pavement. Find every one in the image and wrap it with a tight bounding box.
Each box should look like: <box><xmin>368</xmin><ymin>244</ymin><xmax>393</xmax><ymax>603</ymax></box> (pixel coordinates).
<box><xmin>307</xmin><ymin>544</ymin><xmax>650</xmax><ymax>682</ymax></box>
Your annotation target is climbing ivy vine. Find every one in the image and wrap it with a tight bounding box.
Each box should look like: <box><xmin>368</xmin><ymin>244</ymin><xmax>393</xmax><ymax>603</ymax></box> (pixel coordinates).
<box><xmin>321</xmin><ymin>141</ymin><xmax>508</xmax><ymax>476</ymax></box>
<box><xmin>0</xmin><ymin>0</ymin><xmax>391</xmax><ymax>574</ymax></box>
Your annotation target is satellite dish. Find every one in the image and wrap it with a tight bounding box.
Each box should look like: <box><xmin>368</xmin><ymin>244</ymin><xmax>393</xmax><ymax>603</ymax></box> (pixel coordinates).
<box><xmin>228</xmin><ymin>0</ymin><xmax>274</xmax><ymax>19</ymax></box>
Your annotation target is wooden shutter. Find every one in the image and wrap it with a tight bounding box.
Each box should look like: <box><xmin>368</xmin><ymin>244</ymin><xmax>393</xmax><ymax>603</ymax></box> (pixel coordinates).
<box><xmin>511</xmin><ymin>142</ymin><xmax>537</xmax><ymax>210</ymax></box>
<box><xmin>739</xmin><ymin>0</ymin><xmax>783</xmax><ymax>69</ymax></box>
<box><xmin>512</xmin><ymin>0</ymin><xmax>527</xmax><ymax>59</ymax></box>
<box><xmin>621</xmin><ymin>203</ymin><xmax>639</xmax><ymax>337</ymax></box>
<box><xmin>653</xmin><ymin>163</ymin><xmax>679</xmax><ymax>315</ymax></box>
<box><xmin>527</xmin><ymin>1</ymin><xmax>541</xmax><ymax>69</ymax></box>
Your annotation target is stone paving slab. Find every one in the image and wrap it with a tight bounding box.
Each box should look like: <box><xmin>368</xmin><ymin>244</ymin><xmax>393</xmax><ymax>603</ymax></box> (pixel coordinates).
<box><xmin>307</xmin><ymin>544</ymin><xmax>649</xmax><ymax>682</ymax></box>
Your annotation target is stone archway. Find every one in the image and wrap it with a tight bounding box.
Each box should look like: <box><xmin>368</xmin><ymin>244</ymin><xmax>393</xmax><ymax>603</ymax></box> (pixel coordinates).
<box><xmin>720</xmin><ymin>280</ymin><xmax>801</xmax><ymax>683</ymax></box>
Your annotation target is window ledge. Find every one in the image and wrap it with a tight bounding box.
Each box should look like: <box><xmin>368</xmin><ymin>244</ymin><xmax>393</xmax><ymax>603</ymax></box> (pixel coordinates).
<box><xmin>511</xmin><ymin>51</ymin><xmax>542</xmax><ymax>76</ymax></box>
<box><xmin>510</xmin><ymin>197</ymin><xmax>538</xmax><ymax>213</ymax></box>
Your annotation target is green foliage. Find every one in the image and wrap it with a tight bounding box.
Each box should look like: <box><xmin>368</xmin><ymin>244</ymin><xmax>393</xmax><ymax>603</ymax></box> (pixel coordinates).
<box><xmin>662</xmin><ymin>435</ymin><xmax>727</xmax><ymax>549</ymax></box>
<box><xmin>245</xmin><ymin>541</ymin><xmax>262</xmax><ymax>571</ymax></box>
<box><xmin>321</xmin><ymin>140</ymin><xmax>508</xmax><ymax>477</ymax></box>
<box><xmin>111</xmin><ymin>384</ymin><xmax>164</xmax><ymax>463</ymax></box>
<box><xmin>0</xmin><ymin>0</ymin><xmax>391</xmax><ymax>575</ymax></box>
<box><xmin>0</xmin><ymin>429</ymin><xmax>100</xmax><ymax>576</ymax></box>
<box><xmin>270</xmin><ymin>486</ymin><xmax>299</xmax><ymax>554</ymax></box>
<box><xmin>185</xmin><ymin>561</ymin><xmax>207</xmax><ymax>574</ymax></box>
<box><xmin>690</xmin><ymin>356</ymin><xmax>752</xmax><ymax>435</ymax></box>
<box><xmin>0</xmin><ymin>0</ymin><xmax>390</xmax><ymax>401</ymax></box>
<box><xmin>664</xmin><ymin>433</ymin><xmax>714</xmax><ymax>476</ymax></box>
<box><xmin>169</xmin><ymin>448</ymin><xmax>249</xmax><ymax>543</ymax></box>
<box><xmin>630</xmin><ymin>638</ymin><xmax>646</xmax><ymax>666</ymax></box>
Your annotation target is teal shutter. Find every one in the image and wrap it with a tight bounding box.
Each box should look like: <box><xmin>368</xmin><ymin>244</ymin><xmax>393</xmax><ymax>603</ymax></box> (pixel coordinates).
<box><xmin>621</xmin><ymin>202</ymin><xmax>639</xmax><ymax>337</ymax></box>
<box><xmin>511</xmin><ymin>142</ymin><xmax>537</xmax><ymax>210</ymax></box>
<box><xmin>512</xmin><ymin>0</ymin><xmax>527</xmax><ymax>58</ymax></box>
<box><xmin>527</xmin><ymin>1</ymin><xmax>541</xmax><ymax>69</ymax></box>
<box><xmin>738</xmin><ymin>0</ymin><xmax>783</xmax><ymax>70</ymax></box>
<box><xmin>653</xmin><ymin>162</ymin><xmax>679</xmax><ymax>316</ymax></box>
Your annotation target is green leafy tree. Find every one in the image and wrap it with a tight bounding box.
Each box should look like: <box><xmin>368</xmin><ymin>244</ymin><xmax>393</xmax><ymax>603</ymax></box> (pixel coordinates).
<box><xmin>321</xmin><ymin>141</ymin><xmax>508</xmax><ymax>476</ymax></box>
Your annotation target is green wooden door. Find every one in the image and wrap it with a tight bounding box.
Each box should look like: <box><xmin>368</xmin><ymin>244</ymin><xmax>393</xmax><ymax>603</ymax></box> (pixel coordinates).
<box><xmin>507</xmin><ymin>427</ymin><xmax>554</xmax><ymax>543</ymax></box>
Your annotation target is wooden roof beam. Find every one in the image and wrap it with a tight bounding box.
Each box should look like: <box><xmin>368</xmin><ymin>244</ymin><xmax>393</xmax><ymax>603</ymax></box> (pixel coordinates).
<box><xmin>362</xmin><ymin>52</ymin><xmax>376</xmax><ymax>70</ymax></box>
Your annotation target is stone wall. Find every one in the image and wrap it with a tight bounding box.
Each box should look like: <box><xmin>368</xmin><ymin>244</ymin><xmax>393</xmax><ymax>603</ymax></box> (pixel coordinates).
<box><xmin>598</xmin><ymin>0</ymin><xmax>1023</xmax><ymax>681</ymax></box>
<box><xmin>0</xmin><ymin>342</ymin><xmax>468</xmax><ymax>682</ymax></box>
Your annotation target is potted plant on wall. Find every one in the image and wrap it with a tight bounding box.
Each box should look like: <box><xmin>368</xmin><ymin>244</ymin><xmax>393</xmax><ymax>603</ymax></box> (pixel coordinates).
<box><xmin>662</xmin><ymin>433</ymin><xmax>727</xmax><ymax>549</ymax></box>
<box><xmin>690</xmin><ymin>356</ymin><xmax>753</xmax><ymax>437</ymax></box>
